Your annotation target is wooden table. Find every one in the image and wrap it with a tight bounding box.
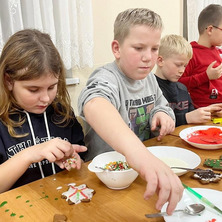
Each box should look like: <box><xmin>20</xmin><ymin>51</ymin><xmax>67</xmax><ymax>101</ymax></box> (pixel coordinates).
<box><xmin>0</xmin><ymin>124</ymin><xmax>222</xmax><ymax>222</ymax></box>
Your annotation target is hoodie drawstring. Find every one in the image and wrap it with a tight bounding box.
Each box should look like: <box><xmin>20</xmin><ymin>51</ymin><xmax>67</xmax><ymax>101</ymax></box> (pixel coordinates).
<box><xmin>43</xmin><ymin>111</ymin><xmax>56</xmax><ymax>174</ymax></box>
<box><xmin>24</xmin><ymin>111</ymin><xmax>56</xmax><ymax>178</ymax></box>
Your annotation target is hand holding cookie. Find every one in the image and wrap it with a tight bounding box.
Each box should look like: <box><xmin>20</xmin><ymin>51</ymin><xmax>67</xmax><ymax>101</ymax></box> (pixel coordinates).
<box><xmin>56</xmin><ymin>145</ymin><xmax>87</xmax><ymax>170</ymax></box>
<box><xmin>63</xmin><ymin>154</ymin><xmax>78</xmax><ymax>171</ymax></box>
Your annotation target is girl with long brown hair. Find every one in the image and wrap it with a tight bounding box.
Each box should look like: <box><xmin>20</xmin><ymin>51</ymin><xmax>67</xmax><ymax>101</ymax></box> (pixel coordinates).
<box><xmin>0</xmin><ymin>29</ymin><xmax>86</xmax><ymax>193</ymax></box>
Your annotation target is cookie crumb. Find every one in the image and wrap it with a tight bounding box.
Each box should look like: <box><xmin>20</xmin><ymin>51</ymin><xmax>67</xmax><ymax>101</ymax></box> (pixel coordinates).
<box><xmin>53</xmin><ymin>214</ymin><xmax>67</xmax><ymax>222</ymax></box>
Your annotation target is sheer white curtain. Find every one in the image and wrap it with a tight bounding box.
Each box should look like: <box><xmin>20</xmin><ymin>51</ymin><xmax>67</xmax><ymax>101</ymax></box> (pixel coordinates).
<box><xmin>0</xmin><ymin>0</ymin><xmax>94</xmax><ymax>72</ymax></box>
<box><xmin>186</xmin><ymin>0</ymin><xmax>222</xmax><ymax>42</ymax></box>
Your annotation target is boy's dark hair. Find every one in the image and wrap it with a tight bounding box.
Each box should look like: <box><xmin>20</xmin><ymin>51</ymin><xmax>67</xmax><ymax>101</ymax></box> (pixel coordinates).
<box><xmin>198</xmin><ymin>4</ymin><xmax>222</xmax><ymax>34</ymax></box>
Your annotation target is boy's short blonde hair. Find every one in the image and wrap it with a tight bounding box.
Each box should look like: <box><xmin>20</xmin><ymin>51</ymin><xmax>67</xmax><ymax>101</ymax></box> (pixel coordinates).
<box><xmin>114</xmin><ymin>8</ymin><xmax>163</xmax><ymax>44</ymax></box>
<box><xmin>159</xmin><ymin>34</ymin><xmax>193</xmax><ymax>60</ymax></box>
<box><xmin>198</xmin><ymin>4</ymin><xmax>222</xmax><ymax>34</ymax></box>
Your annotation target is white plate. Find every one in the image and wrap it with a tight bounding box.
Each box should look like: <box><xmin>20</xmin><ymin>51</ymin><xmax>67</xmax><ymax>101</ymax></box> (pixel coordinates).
<box><xmin>179</xmin><ymin>125</ymin><xmax>222</xmax><ymax>150</ymax></box>
<box><xmin>161</xmin><ymin>188</ymin><xmax>222</xmax><ymax>222</ymax></box>
<box><xmin>147</xmin><ymin>146</ymin><xmax>201</xmax><ymax>176</ymax></box>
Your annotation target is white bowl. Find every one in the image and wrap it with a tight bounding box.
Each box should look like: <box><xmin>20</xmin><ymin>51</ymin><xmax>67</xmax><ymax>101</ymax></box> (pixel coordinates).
<box><xmin>88</xmin><ymin>151</ymin><xmax>138</xmax><ymax>190</ymax></box>
<box><xmin>179</xmin><ymin>125</ymin><xmax>222</xmax><ymax>150</ymax></box>
<box><xmin>147</xmin><ymin>146</ymin><xmax>201</xmax><ymax>176</ymax></box>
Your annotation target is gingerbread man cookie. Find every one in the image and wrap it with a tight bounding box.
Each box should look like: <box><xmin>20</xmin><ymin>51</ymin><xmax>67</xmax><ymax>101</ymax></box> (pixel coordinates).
<box><xmin>204</xmin><ymin>156</ymin><xmax>222</xmax><ymax>171</ymax></box>
<box><xmin>61</xmin><ymin>183</ymin><xmax>95</xmax><ymax>205</ymax></box>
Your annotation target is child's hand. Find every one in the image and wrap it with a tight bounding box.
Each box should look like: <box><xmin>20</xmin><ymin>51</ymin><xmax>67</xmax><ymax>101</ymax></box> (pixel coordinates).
<box><xmin>186</xmin><ymin>107</ymin><xmax>211</xmax><ymax>123</ymax></box>
<box><xmin>125</xmin><ymin>147</ymin><xmax>183</xmax><ymax>215</ymax></box>
<box><xmin>186</xmin><ymin>104</ymin><xmax>222</xmax><ymax>123</ymax></box>
<box><xmin>214</xmin><ymin>110</ymin><xmax>222</xmax><ymax>117</ymax></box>
<box><xmin>151</xmin><ymin>112</ymin><xmax>175</xmax><ymax>141</ymax></box>
<box><xmin>206</xmin><ymin>61</ymin><xmax>222</xmax><ymax>80</ymax></box>
<box><xmin>29</xmin><ymin>138</ymin><xmax>87</xmax><ymax>170</ymax></box>
<box><xmin>210</xmin><ymin>103</ymin><xmax>222</xmax><ymax>117</ymax></box>
<box><xmin>57</xmin><ymin>145</ymin><xmax>87</xmax><ymax>170</ymax></box>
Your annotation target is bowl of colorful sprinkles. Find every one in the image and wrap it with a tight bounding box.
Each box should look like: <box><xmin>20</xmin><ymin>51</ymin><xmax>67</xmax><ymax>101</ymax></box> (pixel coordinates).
<box><xmin>88</xmin><ymin>151</ymin><xmax>138</xmax><ymax>190</ymax></box>
<box><xmin>179</xmin><ymin>125</ymin><xmax>222</xmax><ymax>150</ymax></box>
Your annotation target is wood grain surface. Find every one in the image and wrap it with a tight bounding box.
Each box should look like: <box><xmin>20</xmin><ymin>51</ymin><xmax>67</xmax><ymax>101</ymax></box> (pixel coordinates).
<box><xmin>0</xmin><ymin>123</ymin><xmax>221</xmax><ymax>222</ymax></box>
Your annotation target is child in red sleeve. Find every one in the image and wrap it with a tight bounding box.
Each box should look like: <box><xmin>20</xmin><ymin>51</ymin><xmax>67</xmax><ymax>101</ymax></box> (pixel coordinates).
<box><xmin>179</xmin><ymin>4</ymin><xmax>222</xmax><ymax>108</ymax></box>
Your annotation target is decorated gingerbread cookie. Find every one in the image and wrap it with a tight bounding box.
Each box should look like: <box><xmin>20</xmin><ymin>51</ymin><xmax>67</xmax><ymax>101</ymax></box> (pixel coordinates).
<box><xmin>61</xmin><ymin>183</ymin><xmax>95</xmax><ymax>205</ymax></box>
<box><xmin>192</xmin><ymin>169</ymin><xmax>222</xmax><ymax>184</ymax></box>
<box><xmin>63</xmin><ymin>156</ymin><xmax>78</xmax><ymax>171</ymax></box>
<box><xmin>203</xmin><ymin>156</ymin><xmax>222</xmax><ymax>171</ymax></box>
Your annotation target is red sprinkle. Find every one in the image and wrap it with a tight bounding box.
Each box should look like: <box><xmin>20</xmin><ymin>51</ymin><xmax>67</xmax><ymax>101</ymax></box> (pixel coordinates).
<box><xmin>206</xmin><ymin>219</ymin><xmax>217</xmax><ymax>222</ymax></box>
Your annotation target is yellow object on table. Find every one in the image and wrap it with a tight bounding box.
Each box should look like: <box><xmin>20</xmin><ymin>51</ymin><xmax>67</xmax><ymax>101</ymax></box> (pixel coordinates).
<box><xmin>212</xmin><ymin>117</ymin><xmax>222</xmax><ymax>124</ymax></box>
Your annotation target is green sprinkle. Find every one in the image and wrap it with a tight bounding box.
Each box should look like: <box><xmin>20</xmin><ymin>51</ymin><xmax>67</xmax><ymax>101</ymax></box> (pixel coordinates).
<box><xmin>25</xmin><ymin>200</ymin><xmax>30</xmax><ymax>203</ymax></box>
<box><xmin>5</xmin><ymin>209</ymin><xmax>9</xmax><ymax>212</ymax></box>
<box><xmin>10</xmin><ymin>212</ymin><xmax>16</xmax><ymax>217</ymax></box>
<box><xmin>19</xmin><ymin>215</ymin><xmax>24</xmax><ymax>218</ymax></box>
<box><xmin>40</xmin><ymin>195</ymin><xmax>49</xmax><ymax>199</ymax></box>
<box><xmin>55</xmin><ymin>198</ymin><xmax>58</xmax><ymax>200</ymax></box>
<box><xmin>16</xmin><ymin>195</ymin><xmax>22</xmax><ymax>199</ymax></box>
<box><xmin>0</xmin><ymin>201</ymin><xmax>7</xmax><ymax>207</ymax></box>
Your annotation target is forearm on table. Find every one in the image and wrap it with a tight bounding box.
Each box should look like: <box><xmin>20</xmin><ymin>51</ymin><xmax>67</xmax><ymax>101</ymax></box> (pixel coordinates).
<box><xmin>0</xmin><ymin>149</ymin><xmax>32</xmax><ymax>193</ymax></box>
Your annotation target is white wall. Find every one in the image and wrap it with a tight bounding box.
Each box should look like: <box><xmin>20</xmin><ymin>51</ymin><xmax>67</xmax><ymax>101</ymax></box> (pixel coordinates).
<box><xmin>68</xmin><ymin>0</ymin><xmax>183</xmax><ymax>114</ymax></box>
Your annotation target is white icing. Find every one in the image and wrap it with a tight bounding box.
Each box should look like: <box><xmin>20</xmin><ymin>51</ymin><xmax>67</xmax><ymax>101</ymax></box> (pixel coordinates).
<box><xmin>56</xmin><ymin>186</ymin><xmax>63</xmax><ymax>190</ymax></box>
<box><xmin>62</xmin><ymin>184</ymin><xmax>94</xmax><ymax>204</ymax></box>
<box><xmin>159</xmin><ymin>157</ymin><xmax>189</xmax><ymax>173</ymax></box>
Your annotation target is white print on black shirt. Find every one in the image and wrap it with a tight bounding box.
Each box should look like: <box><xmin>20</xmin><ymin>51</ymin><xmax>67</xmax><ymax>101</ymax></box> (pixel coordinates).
<box><xmin>6</xmin><ymin>136</ymin><xmax>69</xmax><ymax>159</ymax></box>
<box><xmin>7</xmin><ymin>137</ymin><xmax>52</xmax><ymax>158</ymax></box>
<box><xmin>169</xmin><ymin>100</ymin><xmax>188</xmax><ymax>111</ymax></box>
<box><xmin>6</xmin><ymin>136</ymin><xmax>69</xmax><ymax>169</ymax></box>
<box><xmin>29</xmin><ymin>159</ymin><xmax>50</xmax><ymax>169</ymax></box>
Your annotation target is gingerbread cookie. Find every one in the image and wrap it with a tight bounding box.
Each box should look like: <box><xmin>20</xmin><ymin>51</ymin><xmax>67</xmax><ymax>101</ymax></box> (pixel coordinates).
<box><xmin>204</xmin><ymin>157</ymin><xmax>222</xmax><ymax>171</ymax></box>
<box><xmin>61</xmin><ymin>183</ymin><xmax>95</xmax><ymax>205</ymax></box>
<box><xmin>63</xmin><ymin>156</ymin><xmax>78</xmax><ymax>171</ymax></box>
<box><xmin>192</xmin><ymin>169</ymin><xmax>222</xmax><ymax>184</ymax></box>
